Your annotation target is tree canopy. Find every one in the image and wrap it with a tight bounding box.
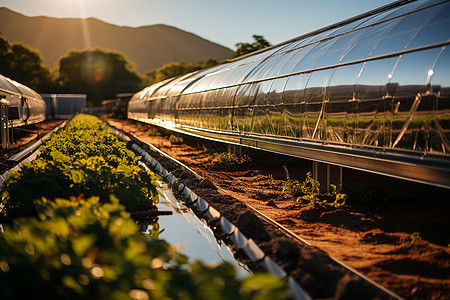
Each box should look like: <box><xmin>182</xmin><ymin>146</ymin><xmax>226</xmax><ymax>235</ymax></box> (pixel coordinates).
<box><xmin>231</xmin><ymin>35</ymin><xmax>271</xmax><ymax>58</ymax></box>
<box><xmin>143</xmin><ymin>58</ymin><xmax>219</xmax><ymax>86</ymax></box>
<box><xmin>55</xmin><ymin>48</ymin><xmax>142</xmax><ymax>106</ymax></box>
<box><xmin>0</xmin><ymin>33</ymin><xmax>272</xmax><ymax>106</ymax></box>
<box><xmin>0</xmin><ymin>35</ymin><xmax>53</xmax><ymax>92</ymax></box>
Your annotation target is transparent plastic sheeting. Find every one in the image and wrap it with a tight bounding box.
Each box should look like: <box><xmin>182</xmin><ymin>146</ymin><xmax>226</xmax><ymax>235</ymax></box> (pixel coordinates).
<box><xmin>128</xmin><ymin>0</ymin><xmax>450</xmax><ymax>156</ymax></box>
<box><xmin>0</xmin><ymin>120</ymin><xmax>67</xmax><ymax>187</ymax></box>
<box><xmin>0</xmin><ymin>74</ymin><xmax>46</xmax><ymax>127</ymax></box>
<box><xmin>131</xmin><ymin>143</ymin><xmax>311</xmax><ymax>300</ymax></box>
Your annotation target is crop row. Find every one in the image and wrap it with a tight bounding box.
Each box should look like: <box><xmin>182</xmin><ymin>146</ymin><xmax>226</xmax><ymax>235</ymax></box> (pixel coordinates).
<box><xmin>0</xmin><ymin>114</ymin><xmax>286</xmax><ymax>299</ymax></box>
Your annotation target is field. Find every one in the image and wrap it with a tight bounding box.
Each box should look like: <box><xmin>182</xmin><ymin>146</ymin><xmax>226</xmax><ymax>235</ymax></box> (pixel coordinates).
<box><xmin>0</xmin><ymin>115</ymin><xmax>288</xmax><ymax>299</ymax></box>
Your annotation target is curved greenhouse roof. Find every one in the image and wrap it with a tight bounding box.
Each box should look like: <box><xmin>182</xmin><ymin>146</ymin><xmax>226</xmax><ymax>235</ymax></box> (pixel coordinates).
<box><xmin>129</xmin><ymin>0</ymin><xmax>450</xmax><ymax>188</ymax></box>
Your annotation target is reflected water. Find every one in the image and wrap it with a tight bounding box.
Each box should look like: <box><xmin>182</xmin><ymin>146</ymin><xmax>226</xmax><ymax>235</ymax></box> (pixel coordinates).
<box><xmin>143</xmin><ymin>188</ymin><xmax>251</xmax><ymax>279</ymax></box>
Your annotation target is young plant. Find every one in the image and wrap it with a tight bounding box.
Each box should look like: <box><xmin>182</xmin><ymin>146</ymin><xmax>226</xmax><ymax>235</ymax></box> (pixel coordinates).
<box><xmin>268</xmin><ymin>174</ymin><xmax>274</xmax><ymax>185</ymax></box>
<box><xmin>300</xmin><ymin>172</ymin><xmax>320</xmax><ymax>197</ymax></box>
<box><xmin>169</xmin><ymin>135</ymin><xmax>183</xmax><ymax>144</ymax></box>
<box><xmin>215</xmin><ymin>152</ymin><xmax>251</xmax><ymax>164</ymax></box>
<box><xmin>401</xmin><ymin>232</ymin><xmax>422</xmax><ymax>243</ymax></box>
<box><xmin>282</xmin><ymin>170</ymin><xmax>347</xmax><ymax>209</ymax></box>
<box><xmin>145</xmin><ymin>124</ymin><xmax>160</xmax><ymax>136</ymax></box>
<box><xmin>282</xmin><ymin>166</ymin><xmax>302</xmax><ymax>196</ymax></box>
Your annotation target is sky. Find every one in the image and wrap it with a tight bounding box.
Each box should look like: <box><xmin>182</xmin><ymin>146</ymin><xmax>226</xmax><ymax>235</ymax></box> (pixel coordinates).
<box><xmin>0</xmin><ymin>0</ymin><xmax>395</xmax><ymax>49</ymax></box>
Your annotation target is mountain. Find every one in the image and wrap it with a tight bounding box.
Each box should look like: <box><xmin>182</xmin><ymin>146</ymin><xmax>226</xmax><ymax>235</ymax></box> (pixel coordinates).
<box><xmin>0</xmin><ymin>7</ymin><xmax>232</xmax><ymax>73</ymax></box>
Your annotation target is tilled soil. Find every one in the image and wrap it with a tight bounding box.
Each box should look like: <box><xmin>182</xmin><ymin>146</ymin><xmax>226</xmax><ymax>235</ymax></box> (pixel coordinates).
<box><xmin>106</xmin><ymin>118</ymin><xmax>450</xmax><ymax>300</ymax></box>
<box><xmin>0</xmin><ymin>120</ymin><xmax>65</xmax><ymax>173</ymax></box>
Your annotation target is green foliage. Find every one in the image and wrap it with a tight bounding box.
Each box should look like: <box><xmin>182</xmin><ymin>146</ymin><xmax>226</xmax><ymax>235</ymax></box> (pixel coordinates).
<box><xmin>268</xmin><ymin>174</ymin><xmax>274</xmax><ymax>185</ymax></box>
<box><xmin>300</xmin><ymin>172</ymin><xmax>320</xmax><ymax>197</ymax></box>
<box><xmin>215</xmin><ymin>152</ymin><xmax>251</xmax><ymax>164</ymax></box>
<box><xmin>141</xmin><ymin>124</ymin><xmax>160</xmax><ymax>136</ymax></box>
<box><xmin>231</xmin><ymin>35</ymin><xmax>271</xmax><ymax>58</ymax></box>
<box><xmin>1</xmin><ymin>114</ymin><xmax>159</xmax><ymax>217</ymax></box>
<box><xmin>169</xmin><ymin>135</ymin><xmax>184</xmax><ymax>144</ymax></box>
<box><xmin>0</xmin><ymin>35</ymin><xmax>53</xmax><ymax>91</ymax></box>
<box><xmin>401</xmin><ymin>232</ymin><xmax>422</xmax><ymax>243</ymax></box>
<box><xmin>282</xmin><ymin>169</ymin><xmax>347</xmax><ymax>209</ymax></box>
<box><xmin>282</xmin><ymin>166</ymin><xmax>302</xmax><ymax>196</ymax></box>
<box><xmin>304</xmin><ymin>183</ymin><xmax>346</xmax><ymax>209</ymax></box>
<box><xmin>144</xmin><ymin>58</ymin><xmax>219</xmax><ymax>85</ymax></box>
<box><xmin>153</xmin><ymin>61</ymin><xmax>193</xmax><ymax>83</ymax></box>
<box><xmin>0</xmin><ymin>113</ymin><xmax>288</xmax><ymax>298</ymax></box>
<box><xmin>54</xmin><ymin>48</ymin><xmax>142</xmax><ymax>106</ymax></box>
<box><xmin>0</xmin><ymin>196</ymin><xmax>286</xmax><ymax>299</ymax></box>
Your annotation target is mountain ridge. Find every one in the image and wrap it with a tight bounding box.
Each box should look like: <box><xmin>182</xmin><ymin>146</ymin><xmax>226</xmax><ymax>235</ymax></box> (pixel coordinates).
<box><xmin>0</xmin><ymin>7</ymin><xmax>232</xmax><ymax>72</ymax></box>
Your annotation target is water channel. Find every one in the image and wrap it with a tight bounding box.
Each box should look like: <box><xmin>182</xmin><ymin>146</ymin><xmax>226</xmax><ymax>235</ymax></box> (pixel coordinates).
<box><xmin>142</xmin><ymin>186</ymin><xmax>251</xmax><ymax>279</ymax></box>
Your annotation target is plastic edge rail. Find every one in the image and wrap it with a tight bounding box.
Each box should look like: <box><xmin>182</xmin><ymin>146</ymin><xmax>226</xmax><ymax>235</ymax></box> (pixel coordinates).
<box><xmin>127</xmin><ymin>140</ymin><xmax>311</xmax><ymax>300</ymax></box>
<box><xmin>107</xmin><ymin>120</ymin><xmax>404</xmax><ymax>300</ymax></box>
<box><xmin>0</xmin><ymin>121</ymin><xmax>68</xmax><ymax>188</ymax></box>
<box><xmin>8</xmin><ymin>121</ymin><xmax>68</xmax><ymax>162</ymax></box>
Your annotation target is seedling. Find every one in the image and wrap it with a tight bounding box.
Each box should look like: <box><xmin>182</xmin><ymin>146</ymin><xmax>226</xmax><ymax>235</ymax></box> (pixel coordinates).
<box><xmin>169</xmin><ymin>135</ymin><xmax>183</xmax><ymax>144</ymax></box>
<box><xmin>282</xmin><ymin>169</ymin><xmax>347</xmax><ymax>209</ymax></box>
<box><xmin>401</xmin><ymin>232</ymin><xmax>422</xmax><ymax>243</ymax></box>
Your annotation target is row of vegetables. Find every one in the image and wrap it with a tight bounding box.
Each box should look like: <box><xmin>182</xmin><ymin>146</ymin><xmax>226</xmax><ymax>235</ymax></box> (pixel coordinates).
<box><xmin>0</xmin><ymin>114</ymin><xmax>287</xmax><ymax>299</ymax></box>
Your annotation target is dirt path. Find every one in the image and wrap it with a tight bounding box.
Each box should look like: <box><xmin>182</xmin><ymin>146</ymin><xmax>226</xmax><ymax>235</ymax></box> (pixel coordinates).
<box><xmin>107</xmin><ymin>118</ymin><xmax>450</xmax><ymax>299</ymax></box>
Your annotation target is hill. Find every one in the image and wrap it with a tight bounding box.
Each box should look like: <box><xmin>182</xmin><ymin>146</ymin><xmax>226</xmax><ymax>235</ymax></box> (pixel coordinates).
<box><xmin>0</xmin><ymin>7</ymin><xmax>232</xmax><ymax>73</ymax></box>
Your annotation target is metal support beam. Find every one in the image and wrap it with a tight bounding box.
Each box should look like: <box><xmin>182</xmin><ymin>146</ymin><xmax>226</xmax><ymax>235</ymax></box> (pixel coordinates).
<box><xmin>313</xmin><ymin>161</ymin><xmax>343</xmax><ymax>193</ymax></box>
<box><xmin>227</xmin><ymin>143</ymin><xmax>242</xmax><ymax>158</ymax></box>
<box><xmin>137</xmin><ymin>120</ymin><xmax>450</xmax><ymax>189</ymax></box>
<box><xmin>0</xmin><ymin>95</ymin><xmax>10</xmax><ymax>149</ymax></box>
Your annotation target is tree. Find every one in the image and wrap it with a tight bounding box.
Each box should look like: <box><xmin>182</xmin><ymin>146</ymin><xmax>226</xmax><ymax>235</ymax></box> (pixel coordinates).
<box><xmin>55</xmin><ymin>48</ymin><xmax>142</xmax><ymax>106</ymax></box>
<box><xmin>143</xmin><ymin>58</ymin><xmax>220</xmax><ymax>86</ymax></box>
<box><xmin>154</xmin><ymin>61</ymin><xmax>193</xmax><ymax>82</ymax></box>
<box><xmin>231</xmin><ymin>35</ymin><xmax>271</xmax><ymax>58</ymax></box>
<box><xmin>0</xmin><ymin>35</ymin><xmax>53</xmax><ymax>92</ymax></box>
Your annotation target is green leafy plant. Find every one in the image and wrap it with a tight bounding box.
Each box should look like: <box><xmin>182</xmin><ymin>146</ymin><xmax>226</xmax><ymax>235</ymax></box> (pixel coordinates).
<box><xmin>215</xmin><ymin>152</ymin><xmax>251</xmax><ymax>165</ymax></box>
<box><xmin>143</xmin><ymin>124</ymin><xmax>160</xmax><ymax>136</ymax></box>
<box><xmin>1</xmin><ymin>114</ymin><xmax>159</xmax><ymax>217</ymax></box>
<box><xmin>300</xmin><ymin>172</ymin><xmax>320</xmax><ymax>197</ymax></box>
<box><xmin>282</xmin><ymin>170</ymin><xmax>346</xmax><ymax>209</ymax></box>
<box><xmin>304</xmin><ymin>183</ymin><xmax>346</xmax><ymax>209</ymax></box>
<box><xmin>0</xmin><ymin>196</ymin><xmax>287</xmax><ymax>299</ymax></box>
<box><xmin>329</xmin><ymin>184</ymin><xmax>347</xmax><ymax>209</ymax></box>
<box><xmin>401</xmin><ymin>232</ymin><xmax>422</xmax><ymax>243</ymax></box>
<box><xmin>0</xmin><ymin>114</ymin><xmax>289</xmax><ymax>299</ymax></box>
<box><xmin>282</xmin><ymin>166</ymin><xmax>301</xmax><ymax>196</ymax></box>
<box><xmin>268</xmin><ymin>174</ymin><xmax>274</xmax><ymax>185</ymax></box>
<box><xmin>169</xmin><ymin>135</ymin><xmax>183</xmax><ymax>144</ymax></box>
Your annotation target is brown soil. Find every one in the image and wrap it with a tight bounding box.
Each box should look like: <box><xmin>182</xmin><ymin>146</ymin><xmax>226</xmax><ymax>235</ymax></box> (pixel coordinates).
<box><xmin>114</xmin><ymin>119</ymin><xmax>449</xmax><ymax>299</ymax></box>
<box><xmin>0</xmin><ymin>120</ymin><xmax>64</xmax><ymax>173</ymax></box>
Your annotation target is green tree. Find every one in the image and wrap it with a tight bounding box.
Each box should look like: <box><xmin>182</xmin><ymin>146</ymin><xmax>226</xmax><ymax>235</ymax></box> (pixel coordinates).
<box><xmin>143</xmin><ymin>68</ymin><xmax>157</xmax><ymax>86</ymax></box>
<box><xmin>154</xmin><ymin>61</ymin><xmax>194</xmax><ymax>82</ymax></box>
<box><xmin>0</xmin><ymin>35</ymin><xmax>53</xmax><ymax>92</ymax></box>
<box><xmin>143</xmin><ymin>58</ymin><xmax>220</xmax><ymax>85</ymax></box>
<box><xmin>231</xmin><ymin>35</ymin><xmax>271</xmax><ymax>58</ymax></box>
<box><xmin>55</xmin><ymin>48</ymin><xmax>142</xmax><ymax>106</ymax></box>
